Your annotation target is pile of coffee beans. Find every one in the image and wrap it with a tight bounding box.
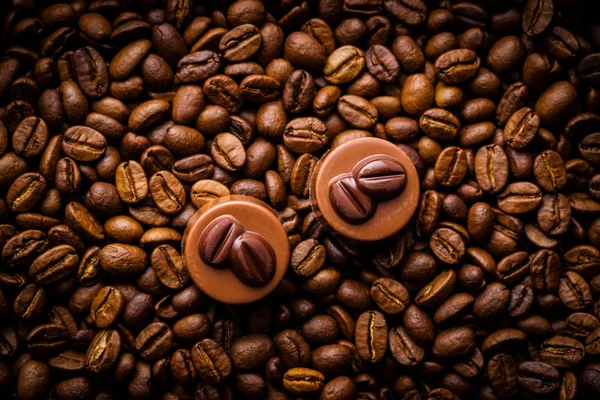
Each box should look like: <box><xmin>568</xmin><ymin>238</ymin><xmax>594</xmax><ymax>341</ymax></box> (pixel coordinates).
<box><xmin>2</xmin><ymin>0</ymin><xmax>600</xmax><ymax>399</ymax></box>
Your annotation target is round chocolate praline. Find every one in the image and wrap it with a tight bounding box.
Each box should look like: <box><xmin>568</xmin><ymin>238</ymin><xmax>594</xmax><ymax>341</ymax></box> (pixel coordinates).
<box><xmin>183</xmin><ymin>195</ymin><xmax>289</xmax><ymax>304</ymax></box>
<box><xmin>311</xmin><ymin>137</ymin><xmax>420</xmax><ymax>242</ymax></box>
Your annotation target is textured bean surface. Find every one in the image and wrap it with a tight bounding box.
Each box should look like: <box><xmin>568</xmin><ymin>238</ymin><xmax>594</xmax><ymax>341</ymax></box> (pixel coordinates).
<box><xmin>1</xmin><ymin>0</ymin><xmax>600</xmax><ymax>399</ymax></box>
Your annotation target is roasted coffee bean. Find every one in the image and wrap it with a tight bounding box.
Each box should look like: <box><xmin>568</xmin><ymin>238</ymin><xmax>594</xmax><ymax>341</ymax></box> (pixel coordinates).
<box><xmin>99</xmin><ymin>243</ymin><xmax>146</xmax><ymax>278</ymax></box>
<box><xmin>135</xmin><ymin>322</ymin><xmax>173</xmax><ymax>361</ymax></box>
<box><xmin>415</xmin><ymin>270</ymin><xmax>456</xmax><ymax>308</ymax></box>
<box><xmin>517</xmin><ymin>361</ymin><xmax>560</xmax><ymax>394</ymax></box>
<box><xmin>85</xmin><ymin>329</ymin><xmax>121</xmax><ymax>372</ymax></box>
<box><xmin>420</xmin><ymin>108</ymin><xmax>460</xmax><ymax>142</ymax></box>
<box><xmin>475</xmin><ymin>144</ymin><xmax>509</xmax><ymax>194</ymax></box>
<box><xmin>211</xmin><ymin>132</ymin><xmax>246</xmax><ymax>171</ymax></box>
<box><xmin>534</xmin><ymin>150</ymin><xmax>567</xmax><ymax>192</ymax></box>
<box><xmin>89</xmin><ymin>286</ymin><xmax>124</xmax><ymax>328</ymax></box>
<box><xmin>324</xmin><ymin>45</ymin><xmax>365</xmax><ymax>84</ymax></box>
<box><xmin>540</xmin><ymin>335</ymin><xmax>585</xmax><ymax>368</ymax></box>
<box><xmin>17</xmin><ymin>360</ymin><xmax>50</xmax><ymax>399</ymax></box>
<box><xmin>430</xmin><ymin>227</ymin><xmax>466</xmax><ymax>265</ymax></box>
<box><xmin>365</xmin><ymin>44</ymin><xmax>399</xmax><ymax>83</ymax></box>
<box><xmin>7</xmin><ymin>172</ymin><xmax>46</xmax><ymax>213</ymax></box>
<box><xmin>504</xmin><ymin>108</ymin><xmax>539</xmax><ymax>149</ymax></box>
<box><xmin>435</xmin><ymin>49</ymin><xmax>480</xmax><ymax>85</ymax></box>
<box><xmin>434</xmin><ymin>147</ymin><xmax>467</xmax><ymax>188</ymax></box>
<box><xmin>73</xmin><ymin>47</ymin><xmax>108</xmax><ymax>99</ymax></box>
<box><xmin>559</xmin><ymin>271</ymin><xmax>592</xmax><ymax>310</ymax></box>
<box><xmin>497</xmin><ymin>182</ymin><xmax>542</xmax><ymax>214</ymax></box>
<box><xmin>538</xmin><ymin>194</ymin><xmax>571</xmax><ymax>235</ymax></box>
<box><xmin>12</xmin><ymin>117</ymin><xmax>48</xmax><ymax>158</ymax></box>
<box><xmin>355</xmin><ymin>310</ymin><xmax>387</xmax><ymax>363</ymax></box>
<box><xmin>240</xmin><ymin>74</ymin><xmax>281</xmax><ymax>103</ymax></box>
<box><xmin>522</xmin><ymin>0</ymin><xmax>554</xmax><ymax>36</ymax></box>
<box><xmin>149</xmin><ymin>171</ymin><xmax>185</xmax><ymax>215</ymax></box>
<box><xmin>432</xmin><ymin>327</ymin><xmax>475</xmax><ymax>359</ymax></box>
<box><xmin>291</xmin><ymin>239</ymin><xmax>326</xmax><ymax>278</ymax></box>
<box><xmin>284</xmin><ymin>117</ymin><xmax>328</xmax><ymax>154</ymax></box>
<box><xmin>283</xmin><ymin>367</ymin><xmax>325</xmax><ymax>396</ymax></box>
<box><xmin>191</xmin><ymin>338</ymin><xmax>232</xmax><ymax>384</ymax></box>
<box><xmin>30</xmin><ymin>245</ymin><xmax>79</xmax><ymax>286</ymax></box>
<box><xmin>274</xmin><ymin>329</ymin><xmax>311</xmax><ymax>369</ymax></box>
<box><xmin>370</xmin><ymin>278</ymin><xmax>409</xmax><ymax>315</ymax></box>
<box><xmin>62</xmin><ymin>126</ymin><xmax>106</xmax><ymax>162</ymax></box>
<box><xmin>115</xmin><ymin>161</ymin><xmax>148</xmax><ymax>204</ymax></box>
<box><xmin>530</xmin><ymin>249</ymin><xmax>561</xmax><ymax>293</ymax></box>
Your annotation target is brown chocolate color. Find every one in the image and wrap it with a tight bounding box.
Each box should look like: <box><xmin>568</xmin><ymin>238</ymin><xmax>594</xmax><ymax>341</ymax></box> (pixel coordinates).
<box><xmin>183</xmin><ymin>195</ymin><xmax>289</xmax><ymax>304</ymax></box>
<box><xmin>311</xmin><ymin>137</ymin><xmax>420</xmax><ymax>242</ymax></box>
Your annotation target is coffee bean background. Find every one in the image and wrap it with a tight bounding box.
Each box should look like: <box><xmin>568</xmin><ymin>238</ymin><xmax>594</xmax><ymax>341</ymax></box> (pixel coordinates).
<box><xmin>1</xmin><ymin>0</ymin><xmax>600</xmax><ymax>399</ymax></box>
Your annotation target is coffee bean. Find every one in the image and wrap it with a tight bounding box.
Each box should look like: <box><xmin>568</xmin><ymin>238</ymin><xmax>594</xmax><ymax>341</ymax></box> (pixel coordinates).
<box><xmin>192</xmin><ymin>338</ymin><xmax>232</xmax><ymax>384</ymax></box>
<box><xmin>12</xmin><ymin>117</ymin><xmax>49</xmax><ymax>158</ymax></box>
<box><xmin>559</xmin><ymin>271</ymin><xmax>592</xmax><ymax>310</ymax></box>
<box><xmin>538</xmin><ymin>193</ymin><xmax>571</xmax><ymax>235</ymax></box>
<box><xmin>434</xmin><ymin>146</ymin><xmax>467</xmax><ymax>188</ymax></box>
<box><xmin>435</xmin><ymin>49</ymin><xmax>480</xmax><ymax>85</ymax></box>
<box><xmin>355</xmin><ymin>310</ymin><xmax>387</xmax><ymax>363</ymax></box>
<box><xmin>430</xmin><ymin>226</ymin><xmax>466</xmax><ymax>265</ymax></box>
<box><xmin>504</xmin><ymin>107</ymin><xmax>539</xmax><ymax>149</ymax></box>
<box><xmin>73</xmin><ymin>47</ymin><xmax>108</xmax><ymax>99</ymax></box>
<box><xmin>283</xmin><ymin>117</ymin><xmax>328</xmax><ymax>154</ymax></box>
<box><xmin>370</xmin><ymin>278</ymin><xmax>409</xmax><ymax>315</ymax></box>
<box><xmin>475</xmin><ymin>144</ymin><xmax>509</xmax><ymax>194</ymax></box>
<box><xmin>64</xmin><ymin>202</ymin><xmax>104</xmax><ymax>241</ymax></box>
<box><xmin>290</xmin><ymin>239</ymin><xmax>326</xmax><ymax>278</ymax></box>
<box><xmin>530</xmin><ymin>249</ymin><xmax>561</xmax><ymax>293</ymax></box>
<box><xmin>415</xmin><ymin>270</ymin><xmax>456</xmax><ymax>308</ymax></box>
<box><xmin>99</xmin><ymin>243</ymin><xmax>146</xmax><ymax>278</ymax></box>
<box><xmin>497</xmin><ymin>182</ymin><xmax>542</xmax><ymax>214</ymax></box>
<box><xmin>534</xmin><ymin>150</ymin><xmax>567</xmax><ymax>192</ymax></box>
<box><xmin>274</xmin><ymin>329</ymin><xmax>311</xmax><ymax>369</ymax></box>
<box><xmin>387</xmin><ymin>326</ymin><xmax>424</xmax><ymax>368</ymax></box>
<box><xmin>283</xmin><ymin>367</ymin><xmax>325</xmax><ymax>396</ymax></box>
<box><xmin>324</xmin><ymin>45</ymin><xmax>364</xmax><ymax>84</ymax></box>
<box><xmin>365</xmin><ymin>44</ymin><xmax>399</xmax><ymax>83</ymax></box>
<box><xmin>149</xmin><ymin>171</ymin><xmax>185</xmax><ymax>215</ymax></box>
<box><xmin>523</xmin><ymin>0</ymin><xmax>554</xmax><ymax>36</ymax></box>
<box><xmin>17</xmin><ymin>360</ymin><xmax>50</xmax><ymax>400</ymax></box>
<box><xmin>540</xmin><ymin>335</ymin><xmax>585</xmax><ymax>368</ymax></box>
<box><xmin>85</xmin><ymin>330</ymin><xmax>121</xmax><ymax>372</ymax></box>
<box><xmin>402</xmin><ymin>73</ymin><xmax>434</xmax><ymax>117</ymax></box>
<box><xmin>135</xmin><ymin>322</ymin><xmax>173</xmax><ymax>361</ymax></box>
<box><xmin>62</xmin><ymin>126</ymin><xmax>106</xmax><ymax>162</ymax></box>
<box><xmin>30</xmin><ymin>244</ymin><xmax>79</xmax><ymax>286</ymax></box>
<box><xmin>25</xmin><ymin>323</ymin><xmax>70</xmax><ymax>359</ymax></box>
<box><xmin>488</xmin><ymin>354</ymin><xmax>519</xmax><ymax>398</ymax></box>
<box><xmin>7</xmin><ymin>172</ymin><xmax>46</xmax><ymax>213</ymax></box>
<box><xmin>432</xmin><ymin>327</ymin><xmax>475</xmax><ymax>359</ymax></box>
<box><xmin>420</xmin><ymin>108</ymin><xmax>460</xmax><ymax>142</ymax></box>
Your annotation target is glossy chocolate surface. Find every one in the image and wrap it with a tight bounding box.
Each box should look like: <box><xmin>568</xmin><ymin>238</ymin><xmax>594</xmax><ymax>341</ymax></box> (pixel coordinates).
<box><xmin>183</xmin><ymin>195</ymin><xmax>289</xmax><ymax>304</ymax></box>
<box><xmin>311</xmin><ymin>137</ymin><xmax>420</xmax><ymax>242</ymax></box>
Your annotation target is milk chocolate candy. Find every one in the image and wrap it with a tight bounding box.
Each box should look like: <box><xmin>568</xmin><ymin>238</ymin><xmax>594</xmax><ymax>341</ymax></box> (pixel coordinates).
<box><xmin>183</xmin><ymin>195</ymin><xmax>289</xmax><ymax>304</ymax></box>
<box><xmin>311</xmin><ymin>137</ymin><xmax>420</xmax><ymax>242</ymax></box>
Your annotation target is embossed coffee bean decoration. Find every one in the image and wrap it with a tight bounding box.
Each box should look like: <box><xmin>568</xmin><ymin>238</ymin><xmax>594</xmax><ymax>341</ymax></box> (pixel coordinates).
<box><xmin>198</xmin><ymin>215</ymin><xmax>275</xmax><ymax>287</ymax></box>
<box><xmin>329</xmin><ymin>155</ymin><xmax>407</xmax><ymax>224</ymax></box>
